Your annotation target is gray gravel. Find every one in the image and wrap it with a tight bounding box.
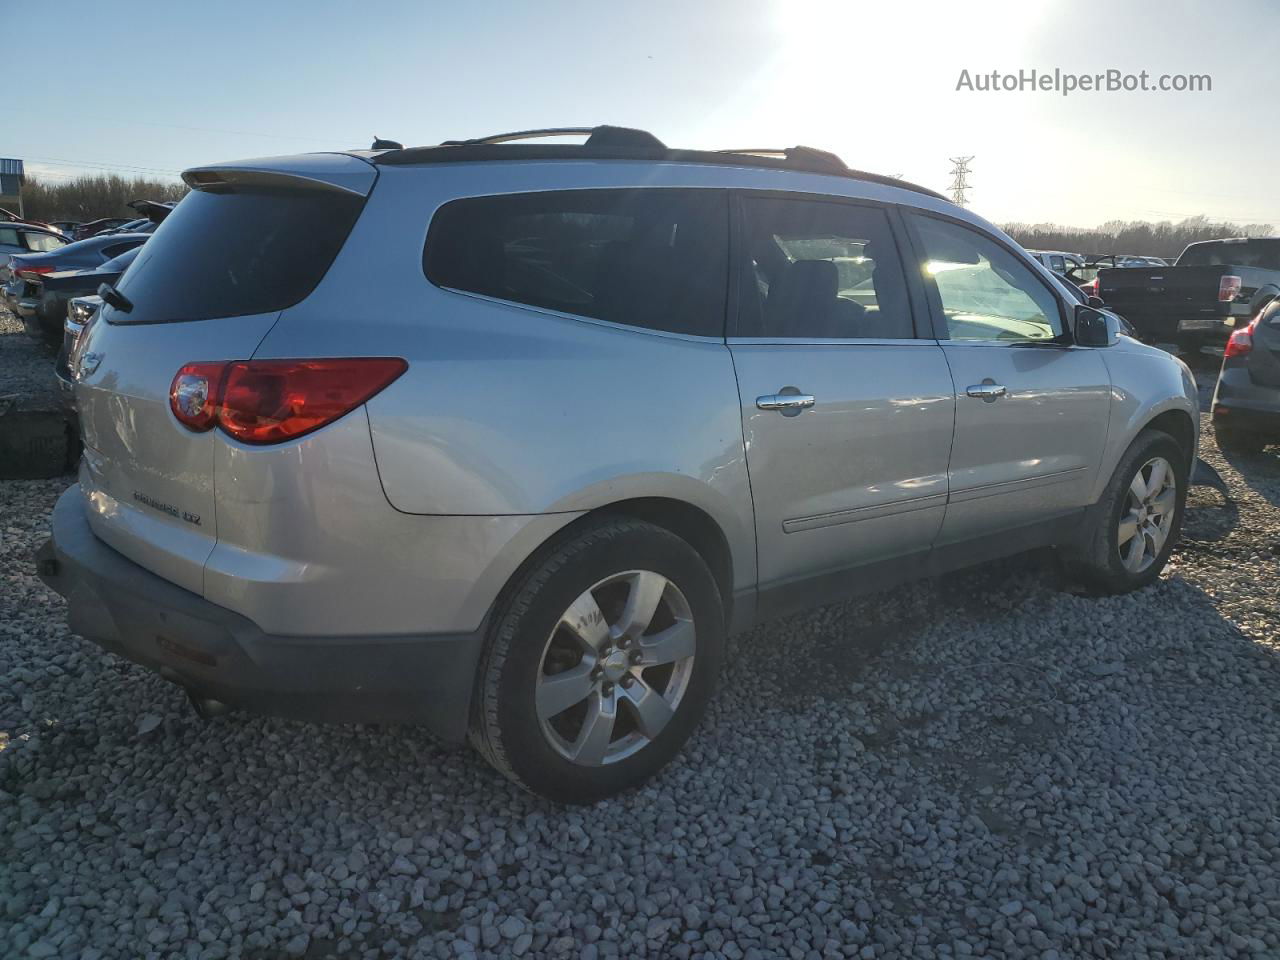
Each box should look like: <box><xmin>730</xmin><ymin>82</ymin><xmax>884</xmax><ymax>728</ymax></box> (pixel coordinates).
<box><xmin>0</xmin><ymin>310</ymin><xmax>60</xmax><ymax>412</ymax></box>
<box><xmin>2</xmin><ymin>377</ymin><xmax>1280</xmax><ymax>959</ymax></box>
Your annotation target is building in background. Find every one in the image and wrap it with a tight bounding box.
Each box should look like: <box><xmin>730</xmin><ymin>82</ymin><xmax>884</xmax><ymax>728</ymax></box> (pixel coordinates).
<box><xmin>1</xmin><ymin>159</ymin><xmax>26</xmax><ymax>218</ymax></box>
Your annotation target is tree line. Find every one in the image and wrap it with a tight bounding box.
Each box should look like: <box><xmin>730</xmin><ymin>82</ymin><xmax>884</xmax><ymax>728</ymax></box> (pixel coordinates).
<box><xmin>19</xmin><ymin>175</ymin><xmax>189</xmax><ymax>222</ymax></box>
<box><xmin>1002</xmin><ymin>215</ymin><xmax>1275</xmax><ymax>260</ymax></box>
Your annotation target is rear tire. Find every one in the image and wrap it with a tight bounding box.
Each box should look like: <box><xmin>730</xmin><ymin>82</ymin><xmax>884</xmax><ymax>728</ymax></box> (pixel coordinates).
<box><xmin>1061</xmin><ymin>430</ymin><xmax>1187</xmax><ymax>594</ymax></box>
<box><xmin>469</xmin><ymin>518</ymin><xmax>724</xmax><ymax>804</ymax></box>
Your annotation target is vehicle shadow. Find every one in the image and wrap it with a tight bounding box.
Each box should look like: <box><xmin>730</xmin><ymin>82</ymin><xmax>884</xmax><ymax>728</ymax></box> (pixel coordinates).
<box><xmin>1216</xmin><ymin>442</ymin><xmax>1280</xmax><ymax>508</ymax></box>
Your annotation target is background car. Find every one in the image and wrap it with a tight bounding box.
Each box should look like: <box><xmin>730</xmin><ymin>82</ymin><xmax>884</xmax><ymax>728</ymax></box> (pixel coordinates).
<box><xmin>28</xmin><ymin>245</ymin><xmax>142</xmax><ymax>343</ymax></box>
<box><xmin>55</xmin><ymin>294</ymin><xmax>102</xmax><ymax>402</ymax></box>
<box><xmin>1027</xmin><ymin>248</ymin><xmax>1086</xmax><ymax>274</ymax></box>
<box><xmin>0</xmin><ymin>223</ymin><xmax>68</xmax><ymax>262</ymax></box>
<box><xmin>1212</xmin><ymin>298</ymin><xmax>1280</xmax><ymax>453</ymax></box>
<box><xmin>47</xmin><ymin>220</ymin><xmax>82</xmax><ymax>236</ymax></box>
<box><xmin>72</xmin><ymin>218</ymin><xmax>131</xmax><ymax>240</ymax></box>
<box><xmin>2</xmin><ymin>233</ymin><xmax>149</xmax><ymax>321</ymax></box>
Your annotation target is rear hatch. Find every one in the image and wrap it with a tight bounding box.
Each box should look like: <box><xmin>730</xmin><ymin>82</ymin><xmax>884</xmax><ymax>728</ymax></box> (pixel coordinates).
<box><xmin>1098</xmin><ymin>265</ymin><xmax>1231</xmax><ymax>335</ymax></box>
<box><xmin>1248</xmin><ymin>306</ymin><xmax>1280</xmax><ymax>388</ymax></box>
<box><xmin>73</xmin><ymin>154</ymin><xmax>374</xmax><ymax>593</ymax></box>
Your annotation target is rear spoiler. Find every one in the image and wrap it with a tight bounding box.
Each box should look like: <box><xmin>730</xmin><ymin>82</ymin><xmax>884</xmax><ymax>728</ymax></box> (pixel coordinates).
<box><xmin>126</xmin><ymin>199</ymin><xmax>176</xmax><ymax>224</ymax></box>
<box><xmin>182</xmin><ymin>153</ymin><xmax>377</xmax><ymax>197</ymax></box>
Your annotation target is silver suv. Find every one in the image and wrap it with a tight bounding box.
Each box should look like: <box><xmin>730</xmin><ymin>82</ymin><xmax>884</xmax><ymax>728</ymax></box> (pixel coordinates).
<box><xmin>39</xmin><ymin>126</ymin><xmax>1200</xmax><ymax>803</ymax></box>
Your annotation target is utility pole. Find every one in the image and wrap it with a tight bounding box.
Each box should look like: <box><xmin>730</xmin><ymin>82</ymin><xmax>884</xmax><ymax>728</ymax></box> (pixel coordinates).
<box><xmin>947</xmin><ymin>156</ymin><xmax>974</xmax><ymax>206</ymax></box>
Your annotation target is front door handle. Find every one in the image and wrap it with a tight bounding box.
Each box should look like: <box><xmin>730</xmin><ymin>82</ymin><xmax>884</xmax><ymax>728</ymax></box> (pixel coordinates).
<box><xmin>965</xmin><ymin>381</ymin><xmax>1007</xmax><ymax>402</ymax></box>
<box><xmin>756</xmin><ymin>392</ymin><xmax>816</xmax><ymax>414</ymax></box>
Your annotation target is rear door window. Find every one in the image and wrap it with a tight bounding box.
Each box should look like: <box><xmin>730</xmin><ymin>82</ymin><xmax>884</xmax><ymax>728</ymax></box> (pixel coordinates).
<box><xmin>110</xmin><ymin>186</ymin><xmax>366</xmax><ymax>324</ymax></box>
<box><xmin>0</xmin><ymin>227</ymin><xmax>19</xmax><ymax>248</ymax></box>
<box><xmin>735</xmin><ymin>197</ymin><xmax>914</xmax><ymax>339</ymax></box>
<box><xmin>424</xmin><ymin>188</ymin><xmax>727</xmax><ymax>337</ymax></box>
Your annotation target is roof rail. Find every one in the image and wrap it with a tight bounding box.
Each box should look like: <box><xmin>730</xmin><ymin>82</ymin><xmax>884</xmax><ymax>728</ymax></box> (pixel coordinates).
<box><xmin>716</xmin><ymin>145</ymin><xmax>847</xmax><ymax>175</ymax></box>
<box><xmin>374</xmin><ymin>125</ymin><xmax>946</xmax><ymax>201</ymax></box>
<box><xmin>440</xmin><ymin>125</ymin><xmax>667</xmax><ymax>150</ymax></box>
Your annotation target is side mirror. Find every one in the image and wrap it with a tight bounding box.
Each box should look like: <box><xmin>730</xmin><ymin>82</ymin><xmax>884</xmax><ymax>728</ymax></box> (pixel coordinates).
<box><xmin>1087</xmin><ymin>295</ymin><xmax>1106</xmax><ymax>309</ymax></box>
<box><xmin>1074</xmin><ymin>304</ymin><xmax>1120</xmax><ymax>347</ymax></box>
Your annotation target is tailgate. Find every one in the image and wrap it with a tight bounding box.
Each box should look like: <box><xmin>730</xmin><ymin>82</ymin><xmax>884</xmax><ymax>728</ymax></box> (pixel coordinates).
<box><xmin>73</xmin><ymin>156</ymin><xmax>374</xmax><ymax>595</ymax></box>
<box><xmin>1098</xmin><ymin>265</ymin><xmax>1229</xmax><ymax>333</ymax></box>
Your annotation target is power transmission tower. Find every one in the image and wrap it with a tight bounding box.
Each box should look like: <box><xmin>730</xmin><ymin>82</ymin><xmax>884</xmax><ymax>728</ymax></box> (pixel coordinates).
<box><xmin>947</xmin><ymin>156</ymin><xmax>974</xmax><ymax>206</ymax></box>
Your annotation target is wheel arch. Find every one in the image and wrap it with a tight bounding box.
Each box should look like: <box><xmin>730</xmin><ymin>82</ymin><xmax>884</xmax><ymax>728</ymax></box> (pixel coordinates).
<box><xmin>485</xmin><ymin>495</ymin><xmax>744</xmax><ymax>640</ymax></box>
<box><xmin>1141</xmin><ymin>408</ymin><xmax>1197</xmax><ymax>470</ymax></box>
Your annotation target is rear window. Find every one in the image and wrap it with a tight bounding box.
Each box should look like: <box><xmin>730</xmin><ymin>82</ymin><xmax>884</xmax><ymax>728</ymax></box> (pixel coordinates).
<box><xmin>424</xmin><ymin>188</ymin><xmax>727</xmax><ymax>337</ymax></box>
<box><xmin>110</xmin><ymin>186</ymin><xmax>365</xmax><ymax>324</ymax></box>
<box><xmin>1178</xmin><ymin>241</ymin><xmax>1280</xmax><ymax>270</ymax></box>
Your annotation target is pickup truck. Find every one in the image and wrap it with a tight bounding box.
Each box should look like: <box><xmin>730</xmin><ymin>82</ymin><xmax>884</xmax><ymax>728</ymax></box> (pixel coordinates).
<box><xmin>1096</xmin><ymin>237</ymin><xmax>1280</xmax><ymax>353</ymax></box>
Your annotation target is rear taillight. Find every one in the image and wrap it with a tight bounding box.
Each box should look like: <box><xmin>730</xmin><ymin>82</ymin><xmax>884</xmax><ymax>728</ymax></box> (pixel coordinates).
<box><xmin>1218</xmin><ymin>274</ymin><xmax>1243</xmax><ymax>302</ymax></box>
<box><xmin>169</xmin><ymin>358</ymin><xmax>407</xmax><ymax>444</ymax></box>
<box><xmin>170</xmin><ymin>362</ymin><xmax>228</xmax><ymax>431</ymax></box>
<box><xmin>1224</xmin><ymin>317</ymin><xmax>1258</xmax><ymax>358</ymax></box>
<box><xmin>1082</xmin><ymin>277</ymin><xmax>1099</xmax><ymax>298</ymax></box>
<box><xmin>16</xmin><ymin>265</ymin><xmax>56</xmax><ymax>279</ymax></box>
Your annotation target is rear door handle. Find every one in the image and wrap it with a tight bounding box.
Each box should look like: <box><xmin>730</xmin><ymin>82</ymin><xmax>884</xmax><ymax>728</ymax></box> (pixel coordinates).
<box><xmin>756</xmin><ymin>393</ymin><xmax>816</xmax><ymax>413</ymax></box>
<box><xmin>965</xmin><ymin>382</ymin><xmax>1007</xmax><ymax>402</ymax></box>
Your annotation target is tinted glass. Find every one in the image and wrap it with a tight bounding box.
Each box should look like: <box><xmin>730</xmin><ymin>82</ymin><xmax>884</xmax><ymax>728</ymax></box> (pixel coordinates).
<box><xmin>736</xmin><ymin>198</ymin><xmax>912</xmax><ymax>339</ymax></box>
<box><xmin>111</xmin><ymin>187</ymin><xmax>365</xmax><ymax>324</ymax></box>
<box><xmin>909</xmin><ymin>214</ymin><xmax>1063</xmax><ymax>342</ymax></box>
<box><xmin>425</xmin><ymin>189</ymin><xmax>727</xmax><ymax>337</ymax></box>
<box><xmin>0</xmin><ymin>228</ymin><xmax>19</xmax><ymax>247</ymax></box>
<box><xmin>1178</xmin><ymin>241</ymin><xmax>1280</xmax><ymax>270</ymax></box>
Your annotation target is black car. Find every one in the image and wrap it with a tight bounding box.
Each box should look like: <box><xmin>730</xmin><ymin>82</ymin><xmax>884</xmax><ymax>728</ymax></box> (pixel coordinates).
<box><xmin>1098</xmin><ymin>238</ymin><xmax>1280</xmax><ymax>353</ymax></box>
<box><xmin>6</xmin><ymin>233</ymin><xmax>149</xmax><ymax>341</ymax></box>
<box><xmin>72</xmin><ymin>217</ymin><xmax>131</xmax><ymax>240</ymax></box>
<box><xmin>32</xmin><ymin>246</ymin><xmax>141</xmax><ymax>344</ymax></box>
<box><xmin>1212</xmin><ymin>298</ymin><xmax>1280</xmax><ymax>453</ymax></box>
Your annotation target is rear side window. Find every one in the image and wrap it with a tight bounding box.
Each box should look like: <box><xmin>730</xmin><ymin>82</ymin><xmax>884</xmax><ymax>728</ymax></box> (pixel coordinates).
<box><xmin>110</xmin><ymin>187</ymin><xmax>365</xmax><ymax>324</ymax></box>
<box><xmin>0</xmin><ymin>227</ymin><xmax>18</xmax><ymax>247</ymax></box>
<box><xmin>101</xmin><ymin>240</ymin><xmax>143</xmax><ymax>260</ymax></box>
<box><xmin>424</xmin><ymin>189</ymin><xmax>727</xmax><ymax>337</ymax></box>
<box><xmin>1178</xmin><ymin>241</ymin><xmax>1280</xmax><ymax>270</ymax></box>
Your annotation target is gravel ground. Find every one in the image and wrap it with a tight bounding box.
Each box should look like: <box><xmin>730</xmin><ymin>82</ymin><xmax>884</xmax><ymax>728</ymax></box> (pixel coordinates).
<box><xmin>2</xmin><ymin>368</ymin><xmax>1279</xmax><ymax>960</ymax></box>
<box><xmin>0</xmin><ymin>310</ymin><xmax>60</xmax><ymax>412</ymax></box>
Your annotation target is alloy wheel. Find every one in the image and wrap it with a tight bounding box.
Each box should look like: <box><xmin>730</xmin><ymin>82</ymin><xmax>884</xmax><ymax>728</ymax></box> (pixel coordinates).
<box><xmin>535</xmin><ymin>570</ymin><xmax>696</xmax><ymax>766</ymax></box>
<box><xmin>1118</xmin><ymin>455</ymin><xmax>1177</xmax><ymax>573</ymax></box>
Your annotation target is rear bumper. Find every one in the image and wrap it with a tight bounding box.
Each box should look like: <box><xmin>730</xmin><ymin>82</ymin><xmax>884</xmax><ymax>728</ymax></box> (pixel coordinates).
<box><xmin>37</xmin><ymin>486</ymin><xmax>484</xmax><ymax>740</ymax></box>
<box><xmin>1212</xmin><ymin>367</ymin><xmax>1280</xmax><ymax>435</ymax></box>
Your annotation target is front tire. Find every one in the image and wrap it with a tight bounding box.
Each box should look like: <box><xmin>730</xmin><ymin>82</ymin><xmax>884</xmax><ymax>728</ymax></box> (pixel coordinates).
<box><xmin>470</xmin><ymin>518</ymin><xmax>724</xmax><ymax>804</ymax></box>
<box><xmin>1062</xmin><ymin>430</ymin><xmax>1188</xmax><ymax>594</ymax></box>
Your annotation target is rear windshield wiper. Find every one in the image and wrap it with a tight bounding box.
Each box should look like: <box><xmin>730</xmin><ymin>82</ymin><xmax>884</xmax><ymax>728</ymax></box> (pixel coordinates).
<box><xmin>98</xmin><ymin>282</ymin><xmax>133</xmax><ymax>313</ymax></box>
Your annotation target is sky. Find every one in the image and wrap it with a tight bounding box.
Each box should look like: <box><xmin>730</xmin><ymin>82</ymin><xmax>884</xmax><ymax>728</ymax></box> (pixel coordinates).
<box><xmin>10</xmin><ymin>0</ymin><xmax>1280</xmax><ymax>229</ymax></box>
